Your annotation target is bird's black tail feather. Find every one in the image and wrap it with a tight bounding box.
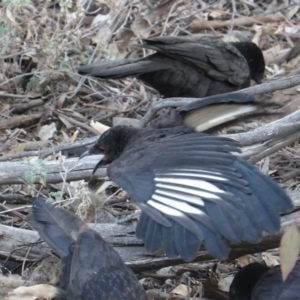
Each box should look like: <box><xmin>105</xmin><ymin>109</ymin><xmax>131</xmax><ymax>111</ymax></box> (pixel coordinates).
<box><xmin>27</xmin><ymin>198</ymin><xmax>85</xmax><ymax>258</ymax></box>
<box><xmin>77</xmin><ymin>59</ymin><xmax>169</xmax><ymax>79</ymax></box>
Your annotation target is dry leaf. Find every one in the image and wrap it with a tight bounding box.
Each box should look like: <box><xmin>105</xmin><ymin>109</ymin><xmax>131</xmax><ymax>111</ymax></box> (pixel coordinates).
<box><xmin>218</xmin><ymin>275</ymin><xmax>234</xmax><ymax>292</ymax></box>
<box><xmin>56</xmin><ymin>94</ymin><xmax>67</xmax><ymax>109</ymax></box>
<box><xmin>90</xmin><ymin>120</ymin><xmax>110</xmax><ymax>133</ymax></box>
<box><xmin>0</xmin><ymin>103</ymin><xmax>10</xmax><ymax>114</ymax></box>
<box><xmin>170</xmin><ymin>284</ymin><xmax>191</xmax><ymax>296</ymax></box>
<box><xmin>8</xmin><ymin>143</ymin><xmax>26</xmax><ymax>155</ymax></box>
<box><xmin>113</xmin><ymin>117</ymin><xmax>139</xmax><ymax>127</ymax></box>
<box><xmin>6</xmin><ymin>9</ymin><xmax>16</xmax><ymax>23</ymax></box>
<box><xmin>38</xmin><ymin>123</ymin><xmax>57</xmax><ymax>141</ymax></box>
<box><xmin>132</xmin><ymin>18</ymin><xmax>151</xmax><ymax>38</ymax></box>
<box><xmin>280</xmin><ymin>222</ymin><xmax>300</xmax><ymax>281</ymax></box>
<box><xmin>116</xmin><ymin>28</ymin><xmax>135</xmax><ymax>54</ymax></box>
<box><xmin>237</xmin><ymin>255</ymin><xmax>250</xmax><ymax>267</ymax></box>
<box><xmin>203</xmin><ymin>277</ymin><xmax>219</xmax><ymax>294</ymax></box>
<box><xmin>285</xmin><ymin>54</ymin><xmax>300</xmax><ymax>69</ymax></box>
<box><xmin>286</xmin><ymin>5</ymin><xmax>299</xmax><ymax>19</ymax></box>
<box><xmin>61</xmin><ymin>130</ymin><xmax>70</xmax><ymax>143</ymax></box>
<box><xmin>70</xmin><ymin>129</ymin><xmax>79</xmax><ymax>143</ymax></box>
<box><xmin>262</xmin><ymin>252</ymin><xmax>280</xmax><ymax>267</ymax></box>
<box><xmin>221</xmin><ymin>34</ymin><xmax>240</xmax><ymax>43</ymax></box>
<box><xmin>95</xmin><ymin>24</ymin><xmax>113</xmax><ymax>46</ymax></box>
<box><xmin>252</xmin><ymin>28</ymin><xmax>262</xmax><ymax>46</ymax></box>
<box><xmin>58</xmin><ymin>115</ymin><xmax>73</xmax><ymax>129</ymax></box>
<box><xmin>27</xmin><ymin>91</ymin><xmax>42</xmax><ymax>99</ymax></box>
<box><xmin>10</xmin><ymin>284</ymin><xmax>61</xmax><ymax>299</ymax></box>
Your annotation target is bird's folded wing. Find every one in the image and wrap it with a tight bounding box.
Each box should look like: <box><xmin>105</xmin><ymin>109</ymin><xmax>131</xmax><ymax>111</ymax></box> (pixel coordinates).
<box><xmin>141</xmin><ymin>37</ymin><xmax>249</xmax><ymax>85</ymax></box>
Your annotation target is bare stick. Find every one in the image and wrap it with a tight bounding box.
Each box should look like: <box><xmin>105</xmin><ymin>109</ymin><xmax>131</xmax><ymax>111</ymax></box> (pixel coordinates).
<box><xmin>137</xmin><ymin>74</ymin><xmax>300</xmax><ymax>128</ymax></box>
<box><xmin>0</xmin><ymin>155</ymin><xmax>105</xmax><ymax>185</ymax></box>
<box><xmin>226</xmin><ymin>110</ymin><xmax>300</xmax><ymax>146</ymax></box>
<box><xmin>190</xmin><ymin>15</ymin><xmax>283</xmax><ymax>30</ymax></box>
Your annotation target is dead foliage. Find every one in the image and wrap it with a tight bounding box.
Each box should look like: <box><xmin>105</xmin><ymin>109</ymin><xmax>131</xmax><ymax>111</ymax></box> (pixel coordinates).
<box><xmin>1</xmin><ymin>0</ymin><xmax>300</xmax><ymax>299</ymax></box>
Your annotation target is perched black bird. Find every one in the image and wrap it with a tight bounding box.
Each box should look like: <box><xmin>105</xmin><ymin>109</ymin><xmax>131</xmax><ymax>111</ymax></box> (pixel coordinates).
<box><xmin>80</xmin><ymin>126</ymin><xmax>293</xmax><ymax>262</ymax></box>
<box><xmin>27</xmin><ymin>197</ymin><xmax>147</xmax><ymax>300</ymax></box>
<box><xmin>148</xmin><ymin>92</ymin><xmax>279</xmax><ymax>132</ymax></box>
<box><xmin>229</xmin><ymin>262</ymin><xmax>300</xmax><ymax>300</ymax></box>
<box><xmin>77</xmin><ymin>36</ymin><xmax>265</xmax><ymax>98</ymax></box>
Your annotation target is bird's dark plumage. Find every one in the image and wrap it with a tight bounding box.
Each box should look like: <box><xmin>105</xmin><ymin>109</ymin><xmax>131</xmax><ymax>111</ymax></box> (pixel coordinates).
<box><xmin>77</xmin><ymin>36</ymin><xmax>265</xmax><ymax>98</ymax></box>
<box><xmin>229</xmin><ymin>262</ymin><xmax>300</xmax><ymax>300</ymax></box>
<box><xmin>81</xmin><ymin>126</ymin><xmax>293</xmax><ymax>262</ymax></box>
<box><xmin>27</xmin><ymin>197</ymin><xmax>147</xmax><ymax>300</ymax></box>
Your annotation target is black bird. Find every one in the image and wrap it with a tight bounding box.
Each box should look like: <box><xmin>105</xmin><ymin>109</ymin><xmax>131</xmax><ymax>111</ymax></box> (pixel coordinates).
<box><xmin>27</xmin><ymin>197</ymin><xmax>147</xmax><ymax>300</ymax></box>
<box><xmin>148</xmin><ymin>92</ymin><xmax>279</xmax><ymax>132</ymax></box>
<box><xmin>229</xmin><ymin>262</ymin><xmax>300</xmax><ymax>300</ymax></box>
<box><xmin>80</xmin><ymin>126</ymin><xmax>293</xmax><ymax>262</ymax></box>
<box><xmin>77</xmin><ymin>36</ymin><xmax>265</xmax><ymax>98</ymax></box>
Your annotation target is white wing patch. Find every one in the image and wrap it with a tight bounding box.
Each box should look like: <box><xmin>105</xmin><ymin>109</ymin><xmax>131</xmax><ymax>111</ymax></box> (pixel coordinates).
<box><xmin>146</xmin><ymin>169</ymin><xmax>237</xmax><ymax>220</ymax></box>
<box><xmin>155</xmin><ymin>183</ymin><xmax>221</xmax><ymax>200</ymax></box>
<box><xmin>155</xmin><ymin>189</ymin><xmax>205</xmax><ymax>206</ymax></box>
<box><xmin>155</xmin><ymin>177</ymin><xmax>225</xmax><ymax>193</ymax></box>
<box><xmin>158</xmin><ymin>171</ymin><xmax>228</xmax><ymax>181</ymax></box>
<box><xmin>147</xmin><ymin>200</ymin><xmax>185</xmax><ymax>217</ymax></box>
<box><xmin>152</xmin><ymin>194</ymin><xmax>206</xmax><ymax>215</ymax></box>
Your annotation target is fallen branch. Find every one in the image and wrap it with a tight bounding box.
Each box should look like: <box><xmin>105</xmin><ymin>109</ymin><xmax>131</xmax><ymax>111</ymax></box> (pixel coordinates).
<box><xmin>226</xmin><ymin>109</ymin><xmax>300</xmax><ymax>146</ymax></box>
<box><xmin>240</xmin><ymin>128</ymin><xmax>300</xmax><ymax>162</ymax></box>
<box><xmin>137</xmin><ymin>74</ymin><xmax>300</xmax><ymax>127</ymax></box>
<box><xmin>1</xmin><ymin>113</ymin><xmax>300</xmax><ymax>185</ymax></box>
<box><xmin>248</xmin><ymin>130</ymin><xmax>300</xmax><ymax>164</ymax></box>
<box><xmin>0</xmin><ymin>136</ymin><xmax>98</xmax><ymax>162</ymax></box>
<box><xmin>189</xmin><ymin>15</ymin><xmax>283</xmax><ymax>31</ymax></box>
<box><xmin>0</xmin><ymin>189</ymin><xmax>299</xmax><ymax>272</ymax></box>
<box><xmin>0</xmin><ymin>155</ymin><xmax>105</xmax><ymax>185</ymax></box>
<box><xmin>0</xmin><ymin>113</ymin><xmax>43</xmax><ymax>131</ymax></box>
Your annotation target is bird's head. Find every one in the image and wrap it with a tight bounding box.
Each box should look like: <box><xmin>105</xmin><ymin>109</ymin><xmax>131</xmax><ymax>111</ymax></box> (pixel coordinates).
<box><xmin>80</xmin><ymin>126</ymin><xmax>137</xmax><ymax>174</ymax></box>
<box><xmin>233</xmin><ymin>42</ymin><xmax>265</xmax><ymax>84</ymax></box>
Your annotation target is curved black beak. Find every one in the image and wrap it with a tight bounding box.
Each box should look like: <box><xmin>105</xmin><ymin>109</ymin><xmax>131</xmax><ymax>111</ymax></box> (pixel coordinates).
<box><xmin>78</xmin><ymin>148</ymin><xmax>107</xmax><ymax>175</ymax></box>
<box><xmin>92</xmin><ymin>159</ymin><xmax>107</xmax><ymax>175</ymax></box>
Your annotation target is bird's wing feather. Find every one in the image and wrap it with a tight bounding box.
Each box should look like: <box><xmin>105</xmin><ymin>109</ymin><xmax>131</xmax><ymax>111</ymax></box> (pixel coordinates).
<box><xmin>108</xmin><ymin>134</ymin><xmax>293</xmax><ymax>261</ymax></box>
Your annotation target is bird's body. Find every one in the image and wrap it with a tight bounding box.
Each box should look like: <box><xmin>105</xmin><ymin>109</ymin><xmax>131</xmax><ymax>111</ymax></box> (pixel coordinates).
<box><xmin>27</xmin><ymin>198</ymin><xmax>147</xmax><ymax>300</ymax></box>
<box><xmin>229</xmin><ymin>262</ymin><xmax>300</xmax><ymax>300</ymax></box>
<box><xmin>78</xmin><ymin>36</ymin><xmax>265</xmax><ymax>98</ymax></box>
<box><xmin>81</xmin><ymin>126</ymin><xmax>293</xmax><ymax>262</ymax></box>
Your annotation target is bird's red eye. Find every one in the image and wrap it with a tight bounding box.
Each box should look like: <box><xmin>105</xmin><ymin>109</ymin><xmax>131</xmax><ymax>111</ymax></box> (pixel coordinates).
<box><xmin>99</xmin><ymin>147</ymin><xmax>105</xmax><ymax>152</ymax></box>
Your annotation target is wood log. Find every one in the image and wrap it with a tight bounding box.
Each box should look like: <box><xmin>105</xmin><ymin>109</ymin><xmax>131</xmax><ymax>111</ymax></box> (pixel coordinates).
<box><xmin>0</xmin><ymin>107</ymin><xmax>300</xmax><ymax>186</ymax></box>
<box><xmin>1</xmin><ymin>190</ymin><xmax>299</xmax><ymax>272</ymax></box>
<box><xmin>0</xmin><ymin>155</ymin><xmax>106</xmax><ymax>185</ymax></box>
